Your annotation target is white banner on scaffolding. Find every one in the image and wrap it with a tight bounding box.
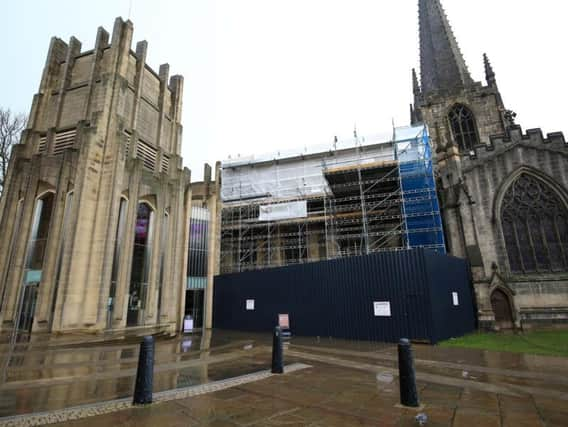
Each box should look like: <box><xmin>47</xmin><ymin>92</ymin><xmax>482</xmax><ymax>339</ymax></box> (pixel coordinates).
<box><xmin>258</xmin><ymin>201</ymin><xmax>307</xmax><ymax>221</ymax></box>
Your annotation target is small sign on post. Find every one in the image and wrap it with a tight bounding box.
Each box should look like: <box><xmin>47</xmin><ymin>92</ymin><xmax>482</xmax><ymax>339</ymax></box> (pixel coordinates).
<box><xmin>278</xmin><ymin>313</ymin><xmax>291</xmax><ymax>339</ymax></box>
<box><xmin>373</xmin><ymin>301</ymin><xmax>392</xmax><ymax>317</ymax></box>
<box><xmin>246</xmin><ymin>299</ymin><xmax>255</xmax><ymax>311</ymax></box>
<box><xmin>278</xmin><ymin>314</ymin><xmax>289</xmax><ymax>329</ymax></box>
<box><xmin>183</xmin><ymin>315</ymin><xmax>194</xmax><ymax>333</ymax></box>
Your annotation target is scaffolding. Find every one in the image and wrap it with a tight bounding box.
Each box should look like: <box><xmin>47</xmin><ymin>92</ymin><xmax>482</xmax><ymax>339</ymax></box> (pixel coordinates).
<box><xmin>220</xmin><ymin>125</ymin><xmax>445</xmax><ymax>274</ymax></box>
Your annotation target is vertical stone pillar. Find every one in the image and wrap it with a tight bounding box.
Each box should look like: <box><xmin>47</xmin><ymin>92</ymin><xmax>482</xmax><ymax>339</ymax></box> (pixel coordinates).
<box><xmin>204</xmin><ymin>179</ymin><xmax>219</xmax><ymax>330</ymax></box>
<box><xmin>55</xmin><ymin>37</ymin><xmax>82</xmax><ymax>128</ymax></box>
<box><xmin>171</xmin><ymin>172</ymin><xmax>191</xmax><ymax>331</ymax></box>
<box><xmin>60</xmin><ymin>19</ymin><xmax>134</xmax><ymax>330</ymax></box>
<box><xmin>169</xmin><ymin>76</ymin><xmax>184</xmax><ymax>157</ymax></box>
<box><xmin>156</xmin><ymin>63</ymin><xmax>170</xmax><ymax>156</ymax></box>
<box><xmin>83</xmin><ymin>27</ymin><xmax>110</xmax><ymax>120</ymax></box>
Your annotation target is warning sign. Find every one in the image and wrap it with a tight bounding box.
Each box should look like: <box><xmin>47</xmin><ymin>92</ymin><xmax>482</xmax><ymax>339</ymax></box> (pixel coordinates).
<box><xmin>373</xmin><ymin>301</ymin><xmax>391</xmax><ymax>317</ymax></box>
<box><xmin>452</xmin><ymin>292</ymin><xmax>459</xmax><ymax>306</ymax></box>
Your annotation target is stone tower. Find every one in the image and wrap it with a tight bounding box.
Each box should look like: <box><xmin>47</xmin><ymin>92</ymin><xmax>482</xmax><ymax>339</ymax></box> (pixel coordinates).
<box><xmin>412</xmin><ymin>0</ymin><xmax>568</xmax><ymax>329</ymax></box>
<box><xmin>0</xmin><ymin>18</ymin><xmax>191</xmax><ymax>334</ymax></box>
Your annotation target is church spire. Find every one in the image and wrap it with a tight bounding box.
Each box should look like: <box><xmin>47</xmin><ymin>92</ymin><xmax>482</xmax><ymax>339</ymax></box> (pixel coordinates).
<box><xmin>418</xmin><ymin>0</ymin><xmax>473</xmax><ymax>94</ymax></box>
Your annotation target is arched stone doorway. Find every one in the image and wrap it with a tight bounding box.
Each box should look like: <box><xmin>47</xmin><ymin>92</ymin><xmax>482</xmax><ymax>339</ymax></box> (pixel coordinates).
<box><xmin>491</xmin><ymin>289</ymin><xmax>514</xmax><ymax>329</ymax></box>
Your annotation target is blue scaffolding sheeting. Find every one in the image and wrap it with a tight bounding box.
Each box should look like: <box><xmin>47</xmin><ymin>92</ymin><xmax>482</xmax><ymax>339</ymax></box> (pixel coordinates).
<box><xmin>395</xmin><ymin>125</ymin><xmax>446</xmax><ymax>253</ymax></box>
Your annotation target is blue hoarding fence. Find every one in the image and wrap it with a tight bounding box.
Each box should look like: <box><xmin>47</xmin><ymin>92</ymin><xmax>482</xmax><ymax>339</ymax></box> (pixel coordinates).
<box><xmin>213</xmin><ymin>248</ymin><xmax>475</xmax><ymax>344</ymax></box>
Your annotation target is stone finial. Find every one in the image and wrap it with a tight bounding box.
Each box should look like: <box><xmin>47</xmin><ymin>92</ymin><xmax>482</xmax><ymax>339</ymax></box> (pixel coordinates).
<box><xmin>111</xmin><ymin>17</ymin><xmax>134</xmax><ymax>47</ymax></box>
<box><xmin>95</xmin><ymin>27</ymin><xmax>110</xmax><ymax>50</ymax></box>
<box><xmin>412</xmin><ymin>68</ymin><xmax>421</xmax><ymax>96</ymax></box>
<box><xmin>159</xmin><ymin>64</ymin><xmax>170</xmax><ymax>82</ymax></box>
<box><xmin>169</xmin><ymin>75</ymin><xmax>184</xmax><ymax>124</ymax></box>
<box><xmin>204</xmin><ymin>163</ymin><xmax>212</xmax><ymax>183</ymax></box>
<box><xmin>483</xmin><ymin>53</ymin><xmax>496</xmax><ymax>87</ymax></box>
<box><xmin>135</xmin><ymin>40</ymin><xmax>148</xmax><ymax>59</ymax></box>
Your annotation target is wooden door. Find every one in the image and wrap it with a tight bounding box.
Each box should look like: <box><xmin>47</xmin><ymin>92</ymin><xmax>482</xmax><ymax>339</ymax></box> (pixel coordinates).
<box><xmin>491</xmin><ymin>289</ymin><xmax>514</xmax><ymax>329</ymax></box>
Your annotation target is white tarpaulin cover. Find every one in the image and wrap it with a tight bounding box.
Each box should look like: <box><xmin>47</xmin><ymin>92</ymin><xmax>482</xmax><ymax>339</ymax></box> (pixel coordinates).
<box><xmin>259</xmin><ymin>201</ymin><xmax>307</xmax><ymax>221</ymax></box>
<box><xmin>221</xmin><ymin>125</ymin><xmax>427</xmax><ymax>203</ymax></box>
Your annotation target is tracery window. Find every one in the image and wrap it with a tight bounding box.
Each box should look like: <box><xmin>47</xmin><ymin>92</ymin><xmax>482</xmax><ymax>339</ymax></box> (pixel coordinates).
<box><xmin>501</xmin><ymin>174</ymin><xmax>568</xmax><ymax>273</ymax></box>
<box><xmin>448</xmin><ymin>104</ymin><xmax>479</xmax><ymax>152</ymax></box>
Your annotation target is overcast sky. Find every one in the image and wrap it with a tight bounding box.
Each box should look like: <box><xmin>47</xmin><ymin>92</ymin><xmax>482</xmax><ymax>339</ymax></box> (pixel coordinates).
<box><xmin>1</xmin><ymin>1</ymin><xmax>566</xmax><ymax>179</ymax></box>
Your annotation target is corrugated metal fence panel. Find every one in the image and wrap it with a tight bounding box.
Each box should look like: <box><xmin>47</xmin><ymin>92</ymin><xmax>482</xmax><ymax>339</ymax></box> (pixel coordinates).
<box><xmin>213</xmin><ymin>249</ymin><xmax>474</xmax><ymax>343</ymax></box>
<box><xmin>424</xmin><ymin>250</ymin><xmax>476</xmax><ymax>343</ymax></box>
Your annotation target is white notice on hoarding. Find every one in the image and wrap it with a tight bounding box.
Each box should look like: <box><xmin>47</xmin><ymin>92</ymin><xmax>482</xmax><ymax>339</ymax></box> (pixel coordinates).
<box><xmin>452</xmin><ymin>292</ymin><xmax>459</xmax><ymax>306</ymax></box>
<box><xmin>259</xmin><ymin>201</ymin><xmax>307</xmax><ymax>221</ymax></box>
<box><xmin>373</xmin><ymin>301</ymin><xmax>391</xmax><ymax>317</ymax></box>
<box><xmin>246</xmin><ymin>299</ymin><xmax>255</xmax><ymax>311</ymax></box>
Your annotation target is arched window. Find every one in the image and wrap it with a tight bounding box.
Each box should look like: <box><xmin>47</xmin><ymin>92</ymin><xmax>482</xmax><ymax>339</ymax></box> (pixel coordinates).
<box><xmin>24</xmin><ymin>192</ymin><xmax>56</xmax><ymax>279</ymax></box>
<box><xmin>501</xmin><ymin>174</ymin><xmax>568</xmax><ymax>273</ymax></box>
<box><xmin>448</xmin><ymin>104</ymin><xmax>479</xmax><ymax>152</ymax></box>
<box><xmin>127</xmin><ymin>202</ymin><xmax>154</xmax><ymax>326</ymax></box>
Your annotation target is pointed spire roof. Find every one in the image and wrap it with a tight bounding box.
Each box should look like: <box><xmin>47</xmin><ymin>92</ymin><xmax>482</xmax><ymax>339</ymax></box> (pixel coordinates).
<box><xmin>419</xmin><ymin>0</ymin><xmax>473</xmax><ymax>94</ymax></box>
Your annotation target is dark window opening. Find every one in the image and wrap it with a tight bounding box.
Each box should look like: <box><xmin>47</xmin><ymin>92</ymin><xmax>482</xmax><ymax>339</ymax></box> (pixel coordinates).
<box><xmin>127</xmin><ymin>202</ymin><xmax>154</xmax><ymax>327</ymax></box>
<box><xmin>25</xmin><ymin>192</ymin><xmax>55</xmax><ymax>273</ymax></box>
<box><xmin>448</xmin><ymin>104</ymin><xmax>479</xmax><ymax>152</ymax></box>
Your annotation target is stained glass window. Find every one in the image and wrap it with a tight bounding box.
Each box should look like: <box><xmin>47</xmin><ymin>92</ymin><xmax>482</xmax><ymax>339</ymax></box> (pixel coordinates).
<box><xmin>501</xmin><ymin>174</ymin><xmax>568</xmax><ymax>273</ymax></box>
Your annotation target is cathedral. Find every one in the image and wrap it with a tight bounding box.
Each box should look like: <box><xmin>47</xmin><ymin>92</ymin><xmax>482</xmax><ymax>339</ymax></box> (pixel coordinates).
<box><xmin>412</xmin><ymin>0</ymin><xmax>567</xmax><ymax>329</ymax></box>
<box><xmin>0</xmin><ymin>0</ymin><xmax>566</xmax><ymax>335</ymax></box>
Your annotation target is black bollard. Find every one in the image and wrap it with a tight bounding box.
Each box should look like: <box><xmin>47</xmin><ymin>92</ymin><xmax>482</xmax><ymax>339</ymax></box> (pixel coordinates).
<box><xmin>133</xmin><ymin>336</ymin><xmax>155</xmax><ymax>405</ymax></box>
<box><xmin>398</xmin><ymin>338</ymin><xmax>419</xmax><ymax>408</ymax></box>
<box><xmin>271</xmin><ymin>326</ymin><xmax>284</xmax><ymax>374</ymax></box>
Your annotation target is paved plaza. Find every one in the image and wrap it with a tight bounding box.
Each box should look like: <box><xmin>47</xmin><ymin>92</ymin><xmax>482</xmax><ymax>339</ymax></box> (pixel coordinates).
<box><xmin>0</xmin><ymin>330</ymin><xmax>566</xmax><ymax>426</ymax></box>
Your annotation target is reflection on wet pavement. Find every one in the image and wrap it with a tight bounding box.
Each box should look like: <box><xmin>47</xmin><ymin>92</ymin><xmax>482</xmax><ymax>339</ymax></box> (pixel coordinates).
<box><xmin>0</xmin><ymin>330</ymin><xmax>271</xmax><ymax>417</ymax></box>
<box><xmin>1</xmin><ymin>330</ymin><xmax>568</xmax><ymax>426</ymax></box>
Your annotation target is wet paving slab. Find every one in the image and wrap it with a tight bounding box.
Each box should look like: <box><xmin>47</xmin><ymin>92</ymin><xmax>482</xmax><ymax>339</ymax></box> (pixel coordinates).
<box><xmin>0</xmin><ymin>330</ymin><xmax>567</xmax><ymax>426</ymax></box>
<box><xmin>44</xmin><ymin>361</ymin><xmax>568</xmax><ymax>427</ymax></box>
<box><xmin>0</xmin><ymin>330</ymin><xmax>273</xmax><ymax>417</ymax></box>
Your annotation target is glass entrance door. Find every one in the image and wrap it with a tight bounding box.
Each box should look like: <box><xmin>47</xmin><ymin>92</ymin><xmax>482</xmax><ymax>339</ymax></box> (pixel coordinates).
<box><xmin>185</xmin><ymin>290</ymin><xmax>204</xmax><ymax>329</ymax></box>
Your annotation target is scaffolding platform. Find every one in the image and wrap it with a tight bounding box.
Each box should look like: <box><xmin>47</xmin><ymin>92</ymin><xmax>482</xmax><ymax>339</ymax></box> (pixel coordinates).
<box><xmin>220</xmin><ymin>124</ymin><xmax>445</xmax><ymax>274</ymax></box>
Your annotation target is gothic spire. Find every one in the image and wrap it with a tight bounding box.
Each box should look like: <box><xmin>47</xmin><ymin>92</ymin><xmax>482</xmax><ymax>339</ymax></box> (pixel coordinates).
<box><xmin>418</xmin><ymin>0</ymin><xmax>473</xmax><ymax>94</ymax></box>
<box><xmin>483</xmin><ymin>53</ymin><xmax>496</xmax><ymax>87</ymax></box>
